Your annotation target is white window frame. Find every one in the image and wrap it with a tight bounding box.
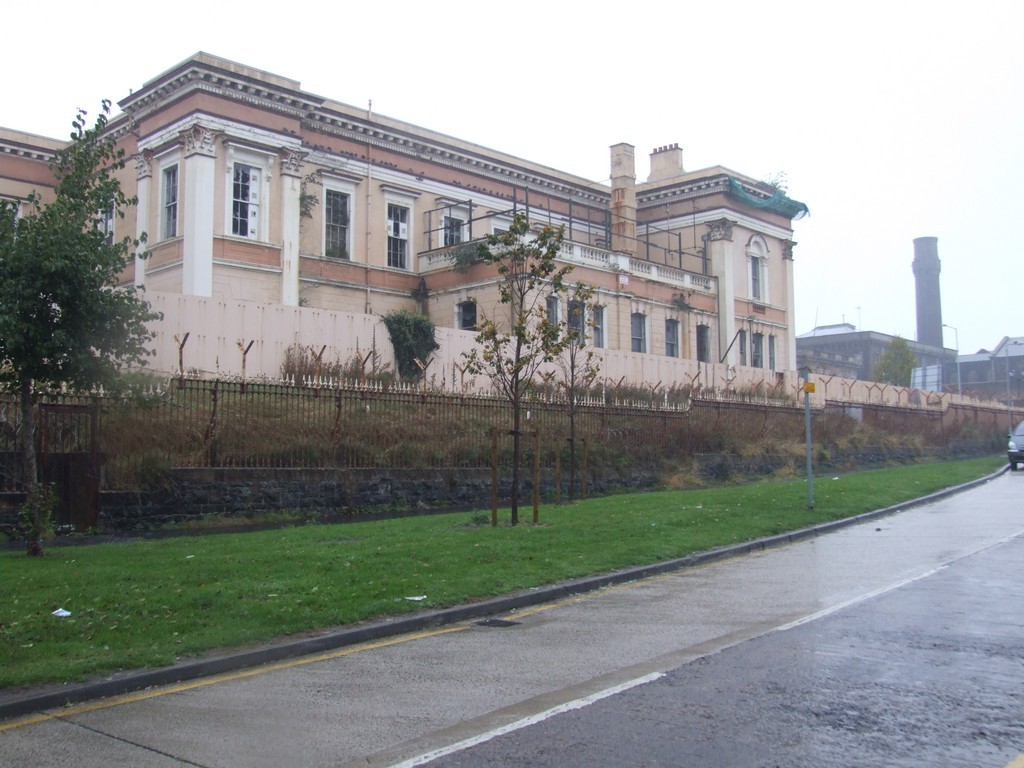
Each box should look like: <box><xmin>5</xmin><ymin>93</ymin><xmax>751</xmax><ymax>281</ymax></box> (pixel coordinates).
<box><xmin>591</xmin><ymin>305</ymin><xmax>605</xmax><ymax>348</ymax></box>
<box><xmin>323</xmin><ymin>178</ymin><xmax>355</xmax><ymax>261</ymax></box>
<box><xmin>491</xmin><ymin>215</ymin><xmax>513</xmax><ymax>236</ymax></box>
<box><xmin>224</xmin><ymin>145</ymin><xmax>273</xmax><ymax>242</ymax></box>
<box><xmin>98</xmin><ymin>204</ymin><xmax>114</xmax><ymax>246</ymax></box>
<box><xmin>231</xmin><ymin>163</ymin><xmax>261</xmax><ymax>239</ymax></box>
<box><xmin>386</xmin><ymin>203</ymin><xmax>409</xmax><ymax>269</ymax></box>
<box><xmin>696</xmin><ymin>324</ymin><xmax>712</xmax><ymax>363</ymax></box>
<box><xmin>738</xmin><ymin>329</ymin><xmax>748</xmax><ymax>366</ymax></box>
<box><xmin>568</xmin><ymin>299</ymin><xmax>586</xmax><ymax>341</ymax></box>
<box><xmin>665</xmin><ymin>318</ymin><xmax>680</xmax><ymax>358</ymax></box>
<box><xmin>456</xmin><ymin>299</ymin><xmax>477</xmax><ymax>331</ymax></box>
<box><xmin>752</xmin><ymin>331</ymin><xmax>764</xmax><ymax>368</ymax></box>
<box><xmin>161</xmin><ymin>162</ymin><xmax>179</xmax><ymax>240</ymax></box>
<box><xmin>631</xmin><ymin>311</ymin><xmax>647</xmax><ymax>354</ymax></box>
<box><xmin>546</xmin><ymin>295</ymin><xmax>560</xmax><ymax>326</ymax></box>
<box><xmin>384</xmin><ymin>190</ymin><xmax>417</xmax><ymax>270</ymax></box>
<box><xmin>443</xmin><ymin>214</ymin><xmax>465</xmax><ymax>247</ymax></box>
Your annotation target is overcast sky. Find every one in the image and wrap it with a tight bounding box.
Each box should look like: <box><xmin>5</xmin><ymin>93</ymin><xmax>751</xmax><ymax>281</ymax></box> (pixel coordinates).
<box><xmin>4</xmin><ymin>0</ymin><xmax>1021</xmax><ymax>355</ymax></box>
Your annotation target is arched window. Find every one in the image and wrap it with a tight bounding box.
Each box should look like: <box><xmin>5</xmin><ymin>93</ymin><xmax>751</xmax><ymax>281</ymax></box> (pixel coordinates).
<box><xmin>746</xmin><ymin>236</ymin><xmax>769</xmax><ymax>302</ymax></box>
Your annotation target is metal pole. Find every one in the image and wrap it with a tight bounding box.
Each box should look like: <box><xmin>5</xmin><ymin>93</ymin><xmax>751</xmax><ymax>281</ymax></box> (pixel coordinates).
<box><xmin>943</xmin><ymin>324</ymin><xmax>961</xmax><ymax>396</ymax></box>
<box><xmin>1007</xmin><ymin>342</ymin><xmax>1021</xmax><ymax>432</ymax></box>
<box><xmin>802</xmin><ymin>368</ymin><xmax>814</xmax><ymax>509</ymax></box>
<box><xmin>1008</xmin><ymin>344</ymin><xmax>1013</xmax><ymax>434</ymax></box>
<box><xmin>532</xmin><ymin>429</ymin><xmax>540</xmax><ymax>525</ymax></box>
<box><xmin>490</xmin><ymin>428</ymin><xmax>498</xmax><ymax>527</ymax></box>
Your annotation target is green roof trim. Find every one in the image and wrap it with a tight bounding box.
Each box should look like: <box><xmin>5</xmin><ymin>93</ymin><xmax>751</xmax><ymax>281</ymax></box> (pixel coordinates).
<box><xmin>726</xmin><ymin>176</ymin><xmax>809</xmax><ymax>220</ymax></box>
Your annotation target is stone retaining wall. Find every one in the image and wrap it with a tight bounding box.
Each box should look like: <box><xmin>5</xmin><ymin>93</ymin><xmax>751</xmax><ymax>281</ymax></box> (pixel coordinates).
<box><xmin>1</xmin><ymin>465</ymin><xmax>660</xmax><ymax>536</ymax></box>
<box><xmin>0</xmin><ymin>445</ymin><xmax>997</xmax><ymax>538</ymax></box>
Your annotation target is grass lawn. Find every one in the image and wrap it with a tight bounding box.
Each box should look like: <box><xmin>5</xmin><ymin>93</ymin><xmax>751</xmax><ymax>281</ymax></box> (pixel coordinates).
<box><xmin>0</xmin><ymin>457</ymin><xmax>1005</xmax><ymax>691</ymax></box>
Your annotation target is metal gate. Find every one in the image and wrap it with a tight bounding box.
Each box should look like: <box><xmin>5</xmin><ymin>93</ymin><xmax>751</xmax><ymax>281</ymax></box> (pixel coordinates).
<box><xmin>37</xmin><ymin>401</ymin><xmax>101</xmax><ymax>532</ymax></box>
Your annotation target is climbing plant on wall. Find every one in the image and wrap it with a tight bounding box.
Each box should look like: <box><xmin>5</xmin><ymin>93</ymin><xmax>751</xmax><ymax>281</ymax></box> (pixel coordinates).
<box><xmin>382</xmin><ymin>310</ymin><xmax>439</xmax><ymax>381</ymax></box>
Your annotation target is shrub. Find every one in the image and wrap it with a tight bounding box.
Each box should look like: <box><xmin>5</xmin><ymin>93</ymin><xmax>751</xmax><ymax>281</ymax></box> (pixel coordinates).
<box><xmin>381</xmin><ymin>310</ymin><xmax>439</xmax><ymax>381</ymax></box>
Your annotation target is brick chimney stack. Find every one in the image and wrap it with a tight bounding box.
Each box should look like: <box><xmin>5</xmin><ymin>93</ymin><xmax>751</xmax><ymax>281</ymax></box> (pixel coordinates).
<box><xmin>610</xmin><ymin>143</ymin><xmax>636</xmax><ymax>255</ymax></box>
<box><xmin>647</xmin><ymin>143</ymin><xmax>684</xmax><ymax>182</ymax></box>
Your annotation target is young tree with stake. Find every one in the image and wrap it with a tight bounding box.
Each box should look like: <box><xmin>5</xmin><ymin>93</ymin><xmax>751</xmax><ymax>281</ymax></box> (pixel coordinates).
<box><xmin>462</xmin><ymin>213</ymin><xmax>574</xmax><ymax>525</ymax></box>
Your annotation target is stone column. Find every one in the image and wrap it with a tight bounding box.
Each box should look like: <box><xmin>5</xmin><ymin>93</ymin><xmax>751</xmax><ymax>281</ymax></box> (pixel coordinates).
<box><xmin>707</xmin><ymin>218</ymin><xmax>736</xmax><ymax>364</ymax></box>
<box><xmin>134</xmin><ymin>151</ymin><xmax>152</xmax><ymax>288</ymax></box>
<box><xmin>782</xmin><ymin>239</ymin><xmax>797</xmax><ymax>371</ymax></box>
<box><xmin>279</xmin><ymin>149</ymin><xmax>306</xmax><ymax>307</ymax></box>
<box><xmin>182</xmin><ymin>125</ymin><xmax>217</xmax><ymax>297</ymax></box>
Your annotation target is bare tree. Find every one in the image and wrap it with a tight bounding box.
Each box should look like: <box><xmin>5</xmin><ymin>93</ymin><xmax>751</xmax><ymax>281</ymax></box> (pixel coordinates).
<box><xmin>463</xmin><ymin>213</ymin><xmax>573</xmax><ymax>525</ymax></box>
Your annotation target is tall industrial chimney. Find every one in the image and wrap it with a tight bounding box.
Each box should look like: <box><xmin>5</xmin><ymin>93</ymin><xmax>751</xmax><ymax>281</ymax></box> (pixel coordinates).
<box><xmin>912</xmin><ymin>236</ymin><xmax>942</xmax><ymax>347</ymax></box>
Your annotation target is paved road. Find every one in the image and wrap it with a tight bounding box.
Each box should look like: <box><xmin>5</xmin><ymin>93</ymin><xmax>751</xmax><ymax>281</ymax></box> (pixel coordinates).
<box><xmin>1</xmin><ymin>473</ymin><xmax>1022</xmax><ymax>767</ymax></box>
<box><xmin>428</xmin><ymin>528</ymin><xmax>1024</xmax><ymax>767</ymax></box>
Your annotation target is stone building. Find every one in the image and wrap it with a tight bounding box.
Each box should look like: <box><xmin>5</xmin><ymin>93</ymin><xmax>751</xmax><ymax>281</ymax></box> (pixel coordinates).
<box><xmin>0</xmin><ymin>53</ymin><xmax>809</xmax><ymax>385</ymax></box>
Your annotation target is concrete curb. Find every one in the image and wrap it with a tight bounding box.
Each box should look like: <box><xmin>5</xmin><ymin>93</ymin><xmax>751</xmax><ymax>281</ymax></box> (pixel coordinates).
<box><xmin>0</xmin><ymin>467</ymin><xmax>1007</xmax><ymax>722</ymax></box>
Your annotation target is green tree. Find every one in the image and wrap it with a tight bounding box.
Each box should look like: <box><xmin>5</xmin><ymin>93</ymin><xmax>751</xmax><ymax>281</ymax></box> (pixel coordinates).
<box><xmin>0</xmin><ymin>103</ymin><xmax>158</xmax><ymax>555</ymax></box>
<box><xmin>873</xmin><ymin>336</ymin><xmax>918</xmax><ymax>386</ymax></box>
<box><xmin>463</xmin><ymin>212</ymin><xmax>573</xmax><ymax>525</ymax></box>
<box><xmin>556</xmin><ymin>283</ymin><xmax>601</xmax><ymax>502</ymax></box>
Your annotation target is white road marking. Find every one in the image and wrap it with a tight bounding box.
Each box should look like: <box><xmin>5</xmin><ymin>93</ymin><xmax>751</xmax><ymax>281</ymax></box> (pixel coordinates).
<box><xmin>388</xmin><ymin>672</ymin><xmax>666</xmax><ymax>767</ymax></box>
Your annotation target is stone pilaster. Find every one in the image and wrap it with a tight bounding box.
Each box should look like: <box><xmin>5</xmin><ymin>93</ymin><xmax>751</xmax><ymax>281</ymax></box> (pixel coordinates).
<box><xmin>783</xmin><ymin>240</ymin><xmax>796</xmax><ymax>369</ymax></box>
<box><xmin>706</xmin><ymin>218</ymin><xmax>736</xmax><ymax>364</ymax></box>
<box><xmin>279</xmin><ymin>149</ymin><xmax>306</xmax><ymax>307</ymax></box>
<box><xmin>134</xmin><ymin>152</ymin><xmax>152</xmax><ymax>288</ymax></box>
<box><xmin>182</xmin><ymin>125</ymin><xmax>217</xmax><ymax>297</ymax></box>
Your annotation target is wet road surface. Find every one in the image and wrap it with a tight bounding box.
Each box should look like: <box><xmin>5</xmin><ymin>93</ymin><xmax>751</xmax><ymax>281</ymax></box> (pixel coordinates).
<box><xmin>1</xmin><ymin>472</ymin><xmax>1022</xmax><ymax>767</ymax></box>
<box><xmin>427</xmin><ymin>531</ymin><xmax>1024</xmax><ymax>767</ymax></box>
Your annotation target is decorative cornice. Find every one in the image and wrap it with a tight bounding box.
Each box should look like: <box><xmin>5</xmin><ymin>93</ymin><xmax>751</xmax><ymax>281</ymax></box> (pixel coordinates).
<box><xmin>706</xmin><ymin>218</ymin><xmax>735</xmax><ymax>242</ymax></box>
<box><xmin>117</xmin><ymin>56</ymin><xmax>610</xmax><ymax>211</ymax></box>
<box><xmin>638</xmin><ymin>208</ymin><xmax>795</xmax><ymax>242</ymax></box>
<box><xmin>121</xmin><ymin>65</ymin><xmax>320</xmax><ymax>127</ymax></box>
<box><xmin>379</xmin><ymin>183</ymin><xmax>422</xmax><ymax>199</ymax></box>
<box><xmin>0</xmin><ymin>140</ymin><xmax>59</xmax><ymax>163</ymax></box>
<box><xmin>305</xmin><ymin>111</ymin><xmax>609</xmax><ymax>208</ymax></box>
<box><xmin>119</xmin><ymin>56</ymin><xmax>610</xmax><ymax>210</ymax></box>
<box><xmin>637</xmin><ymin>175</ymin><xmax>731</xmax><ymax>208</ymax></box>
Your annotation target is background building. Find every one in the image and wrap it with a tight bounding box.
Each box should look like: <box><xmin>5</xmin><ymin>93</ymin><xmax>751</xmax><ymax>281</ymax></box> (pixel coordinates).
<box><xmin>796</xmin><ymin>237</ymin><xmax>956</xmax><ymax>387</ymax></box>
<box><xmin>795</xmin><ymin>324</ymin><xmax>950</xmax><ymax>384</ymax></box>
<box><xmin>954</xmin><ymin>336</ymin><xmax>1024</xmax><ymax>405</ymax></box>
